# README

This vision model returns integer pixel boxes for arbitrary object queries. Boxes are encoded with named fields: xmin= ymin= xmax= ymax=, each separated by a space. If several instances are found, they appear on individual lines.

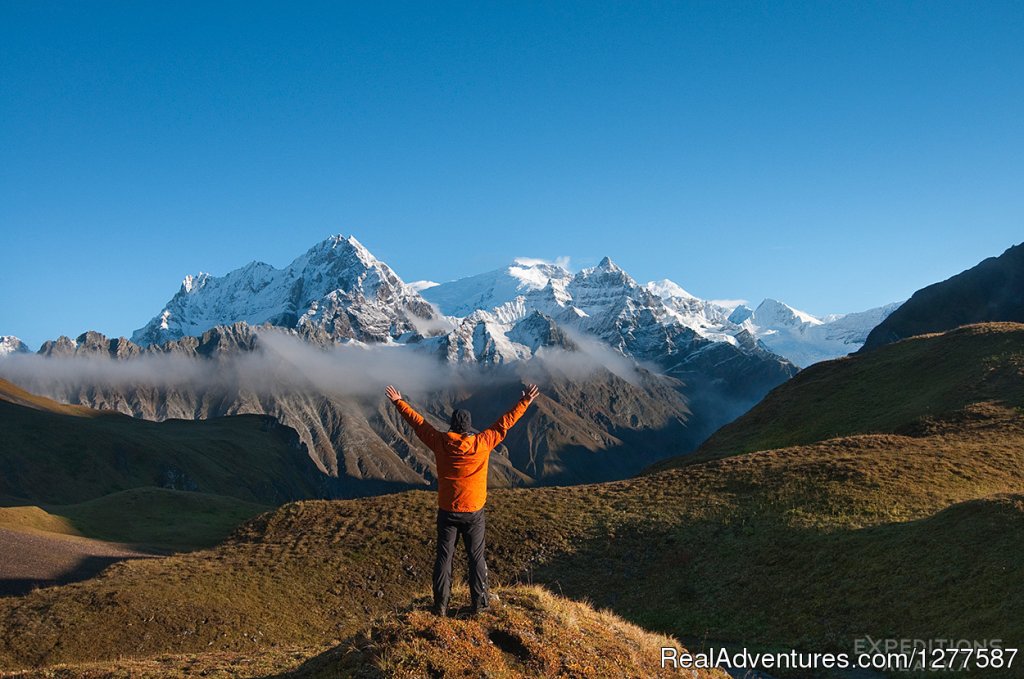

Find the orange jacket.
xmin=392 ymin=397 xmax=531 ymax=512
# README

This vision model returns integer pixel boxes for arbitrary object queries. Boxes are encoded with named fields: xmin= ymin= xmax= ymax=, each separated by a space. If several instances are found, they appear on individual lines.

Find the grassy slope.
xmin=0 ymin=378 xmax=99 ymax=417
xmin=0 ymin=379 xmax=323 ymax=506
xmin=651 ymin=322 xmax=1024 ymax=467
xmin=0 ymin=487 xmax=270 ymax=551
xmin=0 ymin=506 xmax=79 ymax=536
xmin=2 ymin=586 xmax=728 ymax=679
xmin=1 ymin=411 xmax=1022 ymax=673
xmin=1 ymin=324 xmax=1023 ymax=676
xmin=327 ymin=585 xmax=727 ymax=679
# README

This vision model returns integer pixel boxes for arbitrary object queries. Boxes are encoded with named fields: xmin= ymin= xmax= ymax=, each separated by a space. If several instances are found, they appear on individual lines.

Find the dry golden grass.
xmin=0 ymin=489 xmax=269 ymax=552
xmin=0 ymin=379 xmax=100 ymax=418
xmin=0 ymin=586 xmax=727 ymax=678
xmin=0 ymin=507 xmax=80 ymax=537
xmin=0 ymin=646 xmax=319 ymax=678
xmin=328 ymin=586 xmax=727 ymax=679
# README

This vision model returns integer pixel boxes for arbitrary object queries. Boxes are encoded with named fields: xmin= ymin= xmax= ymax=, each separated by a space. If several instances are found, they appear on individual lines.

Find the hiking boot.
xmin=469 ymin=599 xmax=491 ymax=616
xmin=431 ymin=602 xmax=448 ymax=617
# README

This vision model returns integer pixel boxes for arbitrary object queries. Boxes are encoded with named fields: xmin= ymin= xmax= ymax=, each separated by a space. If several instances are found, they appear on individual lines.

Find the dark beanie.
xmin=449 ymin=409 xmax=474 ymax=434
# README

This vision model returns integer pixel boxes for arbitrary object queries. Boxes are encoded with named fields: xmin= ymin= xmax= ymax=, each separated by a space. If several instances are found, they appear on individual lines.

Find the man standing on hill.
xmin=385 ymin=383 xmax=540 ymax=616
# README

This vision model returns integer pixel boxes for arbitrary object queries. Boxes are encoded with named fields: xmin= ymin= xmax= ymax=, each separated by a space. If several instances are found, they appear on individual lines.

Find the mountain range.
xmin=3 ymin=236 xmax=1016 ymax=500
xmin=414 ymin=253 xmax=898 ymax=369
xmin=1 ymin=235 xmax=825 ymax=492
xmin=7 ymin=323 xmax=700 ymax=491
xmin=2 ymin=237 xmax=1023 ymax=676
xmin=4 ymin=235 xmax=897 ymax=369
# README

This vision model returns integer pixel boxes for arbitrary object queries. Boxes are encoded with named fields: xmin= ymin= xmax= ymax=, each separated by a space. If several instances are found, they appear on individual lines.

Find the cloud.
xmin=0 ymin=330 xmax=463 ymax=401
xmin=0 ymin=325 xmax=637 ymax=404
xmin=512 ymin=256 xmax=571 ymax=270
xmin=407 ymin=280 xmax=440 ymax=292
xmin=527 ymin=324 xmax=642 ymax=387
xmin=403 ymin=306 xmax=458 ymax=336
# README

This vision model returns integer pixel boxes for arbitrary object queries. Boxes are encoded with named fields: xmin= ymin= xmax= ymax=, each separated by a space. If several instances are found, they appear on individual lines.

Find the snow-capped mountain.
xmin=17 ymin=237 xmax=809 ymax=492
xmin=132 ymin=236 xmax=437 ymax=346
xmin=420 ymin=258 xmax=573 ymax=318
xmin=417 ymin=309 xmax=577 ymax=365
xmin=731 ymin=298 xmax=902 ymax=367
xmin=645 ymin=279 xmax=734 ymax=342
xmin=132 ymin=234 xmax=896 ymax=369
xmin=127 ymin=238 xmax=798 ymax=441
xmin=0 ymin=336 xmax=31 ymax=357
xmin=424 ymin=256 xmax=897 ymax=368
xmin=422 ymin=257 xmax=697 ymax=363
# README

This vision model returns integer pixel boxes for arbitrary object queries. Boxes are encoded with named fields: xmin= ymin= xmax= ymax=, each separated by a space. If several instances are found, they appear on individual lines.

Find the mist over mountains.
xmin=0 ymin=234 xmax=906 ymax=493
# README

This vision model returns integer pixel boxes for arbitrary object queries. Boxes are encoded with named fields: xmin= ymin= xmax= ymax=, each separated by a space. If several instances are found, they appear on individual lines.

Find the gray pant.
xmin=434 ymin=508 xmax=488 ymax=608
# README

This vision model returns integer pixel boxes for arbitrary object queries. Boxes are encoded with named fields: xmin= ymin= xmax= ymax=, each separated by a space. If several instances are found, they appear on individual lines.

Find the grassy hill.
xmin=0 ymin=378 xmax=329 ymax=506
xmin=0 ymin=378 xmax=100 ymax=416
xmin=860 ymin=242 xmax=1024 ymax=351
xmin=1 ymin=406 xmax=1022 ymax=673
xmin=652 ymin=322 xmax=1024 ymax=466
xmin=324 ymin=585 xmax=727 ymax=679
xmin=1 ymin=324 xmax=1022 ymax=676
xmin=0 ymin=487 xmax=269 ymax=551
xmin=4 ymin=586 xmax=727 ymax=678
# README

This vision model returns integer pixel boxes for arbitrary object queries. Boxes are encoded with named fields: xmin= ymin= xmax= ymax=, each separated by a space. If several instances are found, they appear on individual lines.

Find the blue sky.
xmin=2 ymin=1 xmax=1022 ymax=348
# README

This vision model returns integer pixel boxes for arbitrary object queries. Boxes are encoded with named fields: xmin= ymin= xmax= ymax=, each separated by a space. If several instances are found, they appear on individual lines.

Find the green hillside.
xmin=0 ymin=378 xmax=326 ymax=506
xmin=0 ymin=487 xmax=270 ymax=551
xmin=654 ymin=322 xmax=1024 ymax=467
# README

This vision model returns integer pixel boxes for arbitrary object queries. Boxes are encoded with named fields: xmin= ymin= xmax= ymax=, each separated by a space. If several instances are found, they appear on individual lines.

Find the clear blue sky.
xmin=2 ymin=1 xmax=1022 ymax=348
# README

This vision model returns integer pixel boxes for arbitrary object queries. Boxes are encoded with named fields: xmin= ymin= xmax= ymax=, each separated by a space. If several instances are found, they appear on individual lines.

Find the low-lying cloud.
xmin=512 ymin=255 xmax=571 ymax=269
xmin=0 ymin=326 xmax=644 ymax=403
xmin=530 ymin=325 xmax=644 ymax=387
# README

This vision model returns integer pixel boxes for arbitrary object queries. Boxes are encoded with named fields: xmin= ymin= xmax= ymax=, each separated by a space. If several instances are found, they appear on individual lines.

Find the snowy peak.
xmin=299 ymin=234 xmax=377 ymax=273
xmin=728 ymin=305 xmax=754 ymax=325
xmin=420 ymin=258 xmax=572 ymax=318
xmin=507 ymin=258 xmax=571 ymax=290
xmin=646 ymin=279 xmax=696 ymax=301
xmin=0 ymin=336 xmax=31 ymax=357
xmin=181 ymin=272 xmax=212 ymax=294
xmin=128 ymin=234 xmax=896 ymax=369
xmin=741 ymin=299 xmax=901 ymax=367
xmin=578 ymin=256 xmax=632 ymax=284
xmin=132 ymin=234 xmax=436 ymax=346
xmin=750 ymin=298 xmax=824 ymax=328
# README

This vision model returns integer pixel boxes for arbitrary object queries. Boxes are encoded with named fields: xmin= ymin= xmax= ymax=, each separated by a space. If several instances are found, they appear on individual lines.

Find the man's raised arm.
xmin=386 ymin=385 xmax=443 ymax=450
xmin=477 ymin=384 xmax=539 ymax=450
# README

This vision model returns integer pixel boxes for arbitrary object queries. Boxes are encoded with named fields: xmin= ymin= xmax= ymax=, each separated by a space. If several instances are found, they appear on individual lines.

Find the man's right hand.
xmin=385 ymin=385 xmax=402 ymax=403
xmin=522 ymin=384 xmax=540 ymax=404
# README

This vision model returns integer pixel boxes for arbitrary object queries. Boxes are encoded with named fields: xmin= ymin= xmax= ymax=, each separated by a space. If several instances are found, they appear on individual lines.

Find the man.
xmin=385 ymin=383 xmax=540 ymax=616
